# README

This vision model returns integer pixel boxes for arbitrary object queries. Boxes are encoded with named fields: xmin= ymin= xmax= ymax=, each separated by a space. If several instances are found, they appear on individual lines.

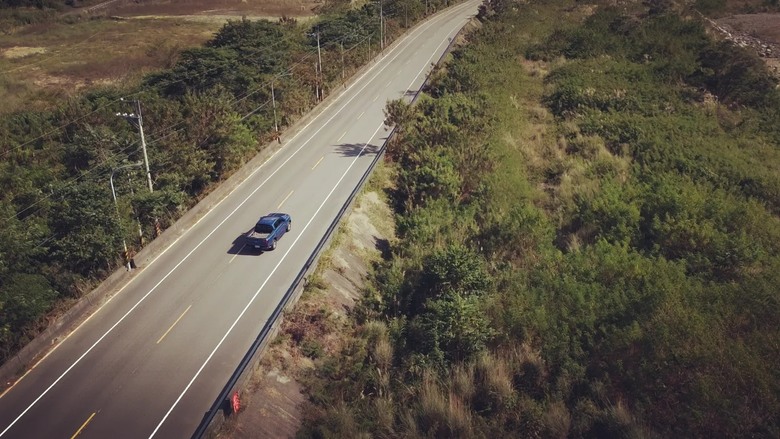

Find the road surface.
xmin=0 ymin=2 xmax=479 ymax=438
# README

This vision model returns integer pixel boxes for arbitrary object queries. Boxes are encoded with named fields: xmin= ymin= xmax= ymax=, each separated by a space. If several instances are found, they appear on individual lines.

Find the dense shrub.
xmin=301 ymin=1 xmax=780 ymax=437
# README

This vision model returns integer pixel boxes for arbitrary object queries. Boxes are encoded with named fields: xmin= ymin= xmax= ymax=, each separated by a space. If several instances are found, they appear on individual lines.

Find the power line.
xmin=5 ymin=121 xmax=187 ymax=223
xmin=4 ymin=23 xmax=380 ymax=225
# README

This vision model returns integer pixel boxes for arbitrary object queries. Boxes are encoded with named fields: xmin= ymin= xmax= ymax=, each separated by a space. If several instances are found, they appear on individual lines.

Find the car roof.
xmin=257 ymin=213 xmax=287 ymax=224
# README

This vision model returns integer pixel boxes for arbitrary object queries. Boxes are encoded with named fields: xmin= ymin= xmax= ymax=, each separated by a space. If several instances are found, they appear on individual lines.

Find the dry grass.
xmin=0 ymin=0 xmax=324 ymax=115
xmin=475 ymin=352 xmax=515 ymax=410
xmin=451 ymin=363 xmax=476 ymax=403
xmin=373 ymin=332 xmax=393 ymax=372
xmin=0 ymin=17 xmax=216 ymax=113
xmin=416 ymin=373 xmax=475 ymax=437
xmin=543 ymin=401 xmax=572 ymax=439
xmin=103 ymin=0 xmax=319 ymax=19
xmin=373 ymin=397 xmax=396 ymax=434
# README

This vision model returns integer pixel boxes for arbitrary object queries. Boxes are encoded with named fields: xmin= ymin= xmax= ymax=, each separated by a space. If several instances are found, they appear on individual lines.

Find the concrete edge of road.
xmin=0 ymin=2 xmax=469 ymax=392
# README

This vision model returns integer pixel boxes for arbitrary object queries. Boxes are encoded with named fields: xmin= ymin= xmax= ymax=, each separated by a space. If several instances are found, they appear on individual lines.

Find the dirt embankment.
xmin=710 ymin=13 xmax=780 ymax=76
xmin=218 ymin=186 xmax=394 ymax=438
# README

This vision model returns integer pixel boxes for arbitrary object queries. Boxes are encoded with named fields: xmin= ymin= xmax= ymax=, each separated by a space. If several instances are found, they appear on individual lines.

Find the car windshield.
xmin=255 ymin=223 xmax=274 ymax=234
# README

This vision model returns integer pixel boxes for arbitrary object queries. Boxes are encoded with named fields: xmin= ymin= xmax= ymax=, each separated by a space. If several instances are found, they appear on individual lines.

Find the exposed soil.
xmin=717 ymin=13 xmax=780 ymax=44
xmin=2 ymin=46 xmax=47 ymax=58
xmin=713 ymin=13 xmax=780 ymax=75
xmin=87 ymin=0 xmax=320 ymax=19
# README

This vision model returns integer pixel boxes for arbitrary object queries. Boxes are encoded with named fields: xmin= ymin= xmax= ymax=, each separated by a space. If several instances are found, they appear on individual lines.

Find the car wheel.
xmin=287 ymin=222 xmax=291 ymax=232
xmin=271 ymin=239 xmax=277 ymax=250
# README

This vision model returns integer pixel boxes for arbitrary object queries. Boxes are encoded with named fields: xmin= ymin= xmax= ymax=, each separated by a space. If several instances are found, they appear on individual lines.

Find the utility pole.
xmin=380 ymin=0 xmax=384 ymax=51
xmin=271 ymin=79 xmax=278 ymax=133
xmin=271 ymin=72 xmax=292 ymax=137
xmin=117 ymin=99 xmax=153 ymax=193
xmin=316 ymin=31 xmax=323 ymax=101
xmin=110 ymin=162 xmax=143 ymax=271
xmin=127 ymin=172 xmax=144 ymax=247
xmin=340 ymin=40 xmax=345 ymax=85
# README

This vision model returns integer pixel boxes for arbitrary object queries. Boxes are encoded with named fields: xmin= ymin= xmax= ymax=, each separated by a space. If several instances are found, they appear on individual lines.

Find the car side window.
xmin=274 ymin=219 xmax=282 ymax=229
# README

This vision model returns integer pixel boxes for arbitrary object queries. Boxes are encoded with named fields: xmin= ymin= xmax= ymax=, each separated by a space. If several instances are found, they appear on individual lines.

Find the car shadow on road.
xmin=336 ymin=142 xmax=381 ymax=157
xmin=227 ymin=229 xmax=263 ymax=256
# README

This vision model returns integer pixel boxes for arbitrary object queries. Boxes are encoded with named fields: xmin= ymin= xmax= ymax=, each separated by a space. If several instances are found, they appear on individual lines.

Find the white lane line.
xmin=312 ymin=156 xmax=324 ymax=170
xmin=357 ymin=111 xmax=365 ymax=120
xmin=386 ymin=80 xmax=392 ymax=88
xmin=229 ymin=245 xmax=244 ymax=263
xmin=0 ymin=3 xmax=477 ymax=437
xmin=373 ymin=95 xmax=379 ymax=102
xmin=147 ymin=122 xmax=388 ymax=439
xmin=406 ymin=26 xmax=460 ymax=94
xmin=337 ymin=131 xmax=347 ymax=142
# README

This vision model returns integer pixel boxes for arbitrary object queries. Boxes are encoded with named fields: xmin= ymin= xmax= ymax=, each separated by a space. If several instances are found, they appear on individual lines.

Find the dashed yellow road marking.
xmin=156 ymin=305 xmax=192 ymax=344
xmin=70 ymin=412 xmax=96 ymax=439
xmin=277 ymin=190 xmax=294 ymax=209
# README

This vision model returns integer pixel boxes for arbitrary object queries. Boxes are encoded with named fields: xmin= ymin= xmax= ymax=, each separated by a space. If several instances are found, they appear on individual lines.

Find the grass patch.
xmin=0 ymin=17 xmax=216 ymax=113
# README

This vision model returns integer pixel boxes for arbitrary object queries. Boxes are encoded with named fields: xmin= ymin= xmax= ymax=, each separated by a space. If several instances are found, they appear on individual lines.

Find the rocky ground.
xmin=712 ymin=13 xmax=780 ymax=76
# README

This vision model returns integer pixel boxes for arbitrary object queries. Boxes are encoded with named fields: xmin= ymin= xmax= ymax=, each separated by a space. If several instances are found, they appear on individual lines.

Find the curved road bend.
xmin=0 ymin=2 xmax=479 ymax=438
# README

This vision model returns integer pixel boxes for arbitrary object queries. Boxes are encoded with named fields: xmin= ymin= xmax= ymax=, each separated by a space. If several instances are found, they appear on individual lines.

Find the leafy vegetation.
xmin=0 ymin=0 xmax=456 ymax=364
xmin=298 ymin=0 xmax=780 ymax=437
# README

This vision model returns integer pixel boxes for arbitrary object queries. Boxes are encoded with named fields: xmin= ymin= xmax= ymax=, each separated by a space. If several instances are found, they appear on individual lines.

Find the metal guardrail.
xmin=190 ymin=10 xmax=472 ymax=439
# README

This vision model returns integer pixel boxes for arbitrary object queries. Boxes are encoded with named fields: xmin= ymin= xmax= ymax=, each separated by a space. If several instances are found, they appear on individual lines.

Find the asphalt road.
xmin=0 ymin=2 xmax=479 ymax=438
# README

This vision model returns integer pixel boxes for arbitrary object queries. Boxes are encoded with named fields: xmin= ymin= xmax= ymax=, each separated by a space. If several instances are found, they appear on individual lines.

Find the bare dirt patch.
xmin=713 ymin=13 xmax=780 ymax=75
xmin=717 ymin=13 xmax=780 ymax=45
xmin=93 ymin=0 xmax=319 ymax=19
xmin=2 ymin=46 xmax=47 ymax=58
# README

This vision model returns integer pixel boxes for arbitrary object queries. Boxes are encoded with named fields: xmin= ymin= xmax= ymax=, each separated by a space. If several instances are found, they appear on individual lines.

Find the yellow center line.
xmin=277 ymin=190 xmax=294 ymax=209
xmin=337 ymin=131 xmax=347 ymax=142
xmin=312 ymin=156 xmax=324 ymax=170
xmin=156 ymin=305 xmax=192 ymax=344
xmin=70 ymin=412 xmax=96 ymax=439
xmin=357 ymin=111 xmax=365 ymax=120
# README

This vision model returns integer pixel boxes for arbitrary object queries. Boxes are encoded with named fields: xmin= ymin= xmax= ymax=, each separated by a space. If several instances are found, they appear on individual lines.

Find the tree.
xmin=0 ymin=273 xmax=57 ymax=360
xmin=208 ymin=18 xmax=292 ymax=75
xmin=407 ymin=244 xmax=490 ymax=315
xmin=49 ymin=180 xmax=122 ymax=276
xmin=407 ymin=292 xmax=492 ymax=365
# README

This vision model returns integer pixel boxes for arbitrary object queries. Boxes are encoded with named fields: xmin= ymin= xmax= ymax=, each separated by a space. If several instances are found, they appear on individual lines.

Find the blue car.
xmin=246 ymin=213 xmax=291 ymax=251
